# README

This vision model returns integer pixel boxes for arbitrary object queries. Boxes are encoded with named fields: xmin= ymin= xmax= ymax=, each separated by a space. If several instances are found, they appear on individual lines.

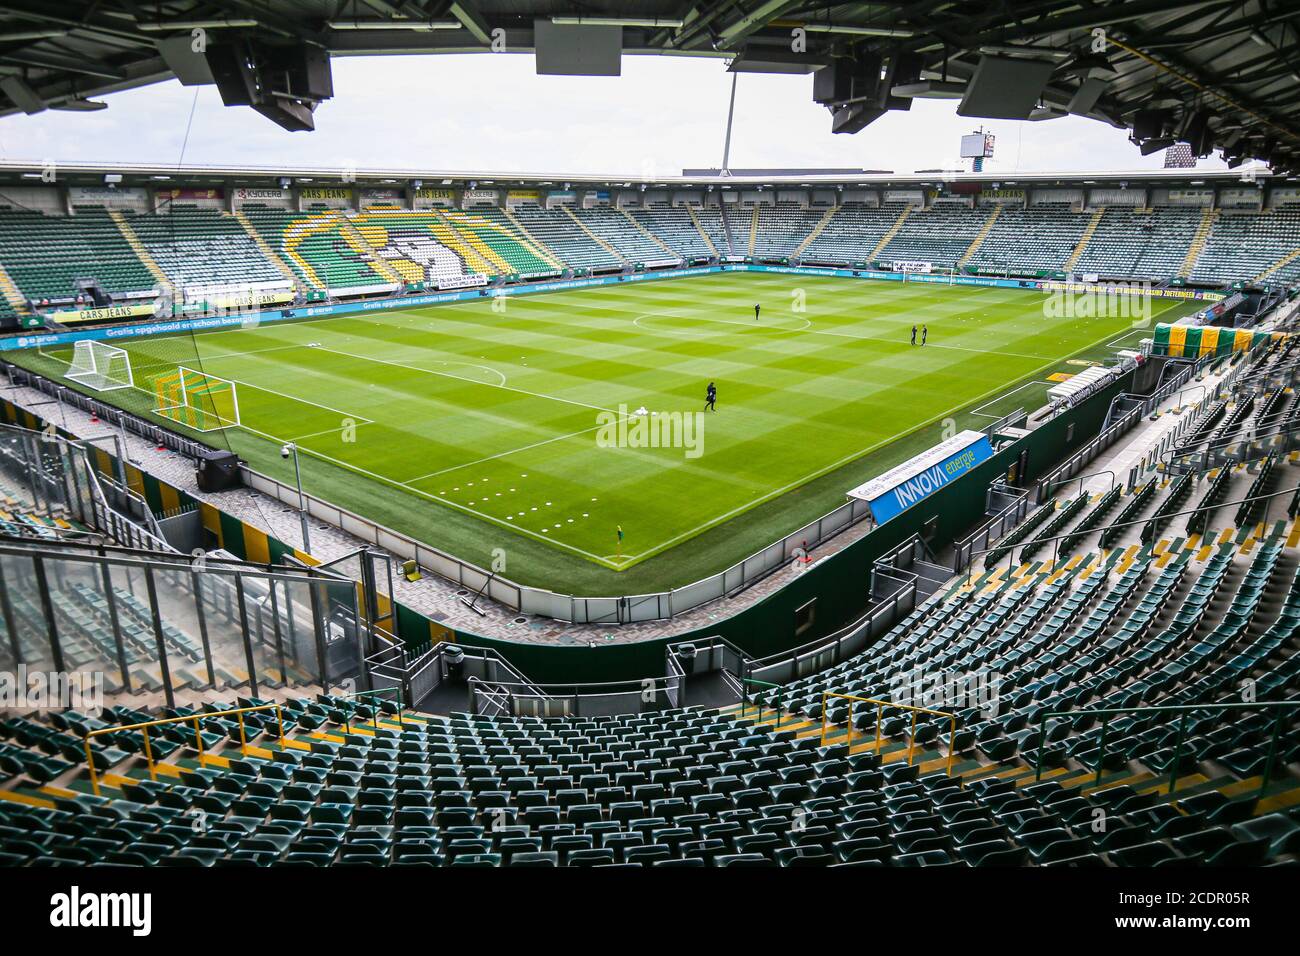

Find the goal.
xmin=152 ymin=367 xmax=241 ymax=432
xmin=65 ymin=340 xmax=134 ymax=392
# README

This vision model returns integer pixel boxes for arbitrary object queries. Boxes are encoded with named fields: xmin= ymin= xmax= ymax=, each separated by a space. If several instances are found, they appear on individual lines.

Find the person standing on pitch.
xmin=754 ymin=303 xmax=761 ymax=321
xmin=911 ymin=324 xmax=917 ymax=346
xmin=922 ymin=325 xmax=928 ymax=346
xmin=704 ymin=381 xmax=717 ymax=411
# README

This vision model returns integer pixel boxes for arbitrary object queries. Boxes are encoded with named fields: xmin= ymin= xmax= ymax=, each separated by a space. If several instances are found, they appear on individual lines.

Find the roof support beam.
xmin=448 ymin=2 xmax=492 ymax=46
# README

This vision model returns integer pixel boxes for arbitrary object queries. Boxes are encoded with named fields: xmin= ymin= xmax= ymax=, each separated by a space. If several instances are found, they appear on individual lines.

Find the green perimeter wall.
xmin=1 ymin=368 xmax=1135 ymax=686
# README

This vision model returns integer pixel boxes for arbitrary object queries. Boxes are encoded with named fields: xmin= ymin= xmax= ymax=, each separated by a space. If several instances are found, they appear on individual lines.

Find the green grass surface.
xmin=10 ymin=272 xmax=1197 ymax=592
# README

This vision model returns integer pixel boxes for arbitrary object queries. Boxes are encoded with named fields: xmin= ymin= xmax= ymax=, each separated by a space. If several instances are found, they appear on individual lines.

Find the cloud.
xmin=0 ymin=53 xmax=1223 ymax=176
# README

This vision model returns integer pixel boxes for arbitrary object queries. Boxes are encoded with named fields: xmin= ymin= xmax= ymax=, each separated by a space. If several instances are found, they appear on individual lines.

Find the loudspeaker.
xmin=205 ymin=36 xmax=258 ymax=106
xmin=195 ymin=449 xmax=243 ymax=492
xmin=1132 ymin=108 xmax=1170 ymax=142
xmin=814 ymin=51 xmax=881 ymax=106
xmin=1179 ymin=109 xmax=1214 ymax=156
xmin=204 ymin=36 xmax=332 ymax=130
xmin=813 ymin=60 xmax=853 ymax=105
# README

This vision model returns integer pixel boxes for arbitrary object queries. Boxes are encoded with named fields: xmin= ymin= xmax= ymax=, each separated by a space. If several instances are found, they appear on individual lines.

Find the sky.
xmin=0 ymin=53 xmax=1223 ymax=178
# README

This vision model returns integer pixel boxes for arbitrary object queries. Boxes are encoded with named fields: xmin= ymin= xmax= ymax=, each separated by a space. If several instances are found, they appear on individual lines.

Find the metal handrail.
xmin=83 ymin=701 xmax=287 ymax=797
xmin=739 ymin=678 xmax=781 ymax=726
xmin=818 ymin=692 xmax=958 ymax=775
xmin=332 ymin=686 xmax=404 ymax=734
xmin=1033 ymin=700 xmax=1300 ymax=802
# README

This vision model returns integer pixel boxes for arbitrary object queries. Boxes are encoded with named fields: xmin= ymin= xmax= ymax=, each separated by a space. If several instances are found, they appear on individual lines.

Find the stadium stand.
xmin=752 ymin=203 xmax=827 ymax=260
xmin=3 ymin=196 xmax=1300 ymax=319
xmin=3 ymin=340 xmax=1299 ymax=867
xmin=128 ymin=206 xmax=285 ymax=292
xmin=630 ymin=204 xmax=712 ymax=259
xmin=1190 ymin=207 xmax=1300 ymax=286
xmin=693 ymin=207 xmax=732 ymax=257
xmin=0 ymin=207 xmax=157 ymax=304
xmin=1073 ymin=206 xmax=1204 ymax=281
xmin=509 ymin=203 xmax=622 ymax=271
xmin=800 ymin=202 xmax=906 ymax=265
xmin=969 ymin=203 xmax=1091 ymax=275
xmin=878 ymin=203 xmax=989 ymax=268
xmin=570 ymin=207 xmax=675 ymax=263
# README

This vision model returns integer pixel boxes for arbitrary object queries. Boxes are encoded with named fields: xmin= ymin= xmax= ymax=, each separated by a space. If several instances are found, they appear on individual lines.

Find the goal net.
xmin=65 ymin=340 xmax=134 ymax=392
xmin=152 ymin=366 xmax=241 ymax=432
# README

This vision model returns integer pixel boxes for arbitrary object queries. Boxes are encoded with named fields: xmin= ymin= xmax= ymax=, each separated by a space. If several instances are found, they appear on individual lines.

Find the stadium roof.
xmin=0 ymin=2 xmax=1297 ymax=172
xmin=0 ymin=158 xmax=1285 ymax=191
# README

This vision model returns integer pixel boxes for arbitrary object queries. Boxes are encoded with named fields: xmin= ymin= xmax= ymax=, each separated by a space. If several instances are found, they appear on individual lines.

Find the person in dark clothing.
xmin=922 ymin=325 xmax=928 ymax=346
xmin=910 ymin=324 xmax=917 ymax=346
xmin=704 ymin=381 xmax=717 ymax=411
xmin=754 ymin=303 xmax=761 ymax=321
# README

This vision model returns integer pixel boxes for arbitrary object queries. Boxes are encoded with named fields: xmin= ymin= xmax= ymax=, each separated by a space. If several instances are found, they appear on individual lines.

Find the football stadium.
xmin=0 ymin=0 xmax=1298 ymax=919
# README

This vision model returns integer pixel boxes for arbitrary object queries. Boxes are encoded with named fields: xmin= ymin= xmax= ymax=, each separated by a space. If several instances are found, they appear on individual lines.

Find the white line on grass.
xmin=405 ymin=419 xmax=617 ymax=483
xmin=629 ymin=308 xmax=1055 ymax=361
xmin=310 ymin=345 xmax=618 ymax=415
xmin=612 ymin=325 xmax=1148 ymax=563
xmin=970 ymin=380 xmax=1053 ymax=419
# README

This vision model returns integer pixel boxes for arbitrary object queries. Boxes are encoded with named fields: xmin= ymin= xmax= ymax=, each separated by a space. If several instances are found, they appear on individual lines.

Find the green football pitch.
xmin=11 ymin=272 xmax=1197 ymax=593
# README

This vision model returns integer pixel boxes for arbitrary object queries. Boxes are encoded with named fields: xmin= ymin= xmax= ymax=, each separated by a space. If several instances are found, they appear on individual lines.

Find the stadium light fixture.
xmin=550 ymin=17 xmax=684 ymax=28
xmin=328 ymin=20 xmax=462 ymax=31
xmin=0 ymin=29 xmax=69 ymax=42
xmin=137 ymin=19 xmax=259 ymax=31
xmin=801 ymin=24 xmax=915 ymax=38
xmin=978 ymin=44 xmax=1070 ymax=61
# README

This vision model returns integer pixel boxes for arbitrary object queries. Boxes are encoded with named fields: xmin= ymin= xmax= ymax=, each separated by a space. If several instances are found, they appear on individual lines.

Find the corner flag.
xmin=617 ymin=525 xmax=624 ymax=558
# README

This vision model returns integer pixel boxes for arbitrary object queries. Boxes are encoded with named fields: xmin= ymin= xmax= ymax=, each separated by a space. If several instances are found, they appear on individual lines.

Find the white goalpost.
xmin=65 ymin=340 xmax=134 ymax=392
xmin=151 ymin=366 xmax=241 ymax=432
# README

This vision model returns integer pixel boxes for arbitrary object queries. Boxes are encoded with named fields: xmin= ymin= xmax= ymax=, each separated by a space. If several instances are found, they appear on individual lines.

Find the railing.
xmin=468 ymin=673 xmax=681 ymax=718
xmin=333 ymin=686 xmax=405 ymax=734
xmin=818 ymin=692 xmax=958 ymax=775
xmin=83 ymin=701 xmax=287 ymax=797
xmin=738 ymin=678 xmax=785 ymax=727
xmin=1033 ymin=700 xmax=1300 ymax=803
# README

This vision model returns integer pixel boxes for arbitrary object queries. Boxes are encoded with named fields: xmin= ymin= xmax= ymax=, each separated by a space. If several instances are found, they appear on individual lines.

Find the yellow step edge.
xmin=1135 ymin=772 xmax=1209 ymax=797
xmin=1254 ymin=788 xmax=1300 ymax=815
xmin=0 ymin=790 xmax=56 ymax=809
xmin=38 ymin=784 xmax=81 ymax=800
xmin=1080 ymin=771 xmax=1156 ymax=795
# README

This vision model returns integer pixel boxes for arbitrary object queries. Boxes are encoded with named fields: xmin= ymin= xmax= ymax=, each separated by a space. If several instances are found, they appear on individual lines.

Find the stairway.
xmin=560 ymin=206 xmax=626 ymax=264
xmin=793 ymin=206 xmax=838 ymax=257
xmin=1252 ymin=245 xmax=1300 ymax=285
xmin=721 ymin=208 xmax=738 ymax=257
xmin=440 ymin=212 xmax=515 ymax=274
xmin=280 ymin=214 xmax=334 ymax=290
xmin=621 ymin=208 xmax=680 ymax=259
xmin=686 ymin=206 xmax=718 ymax=256
xmin=1064 ymin=207 xmax=1106 ymax=272
xmin=1179 ymin=206 xmax=1219 ymax=278
xmin=0 ymin=262 xmax=30 ymax=317
xmin=336 ymin=215 xmax=404 ymax=284
xmin=747 ymin=206 xmax=758 ymax=255
xmin=957 ymin=204 xmax=1003 ymax=267
xmin=108 ymin=209 xmax=172 ymax=295
xmin=869 ymin=204 xmax=915 ymax=260
xmin=425 ymin=212 xmax=497 ymax=275
xmin=231 ymin=209 xmax=308 ymax=294
xmin=500 ymin=206 xmax=565 ymax=270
